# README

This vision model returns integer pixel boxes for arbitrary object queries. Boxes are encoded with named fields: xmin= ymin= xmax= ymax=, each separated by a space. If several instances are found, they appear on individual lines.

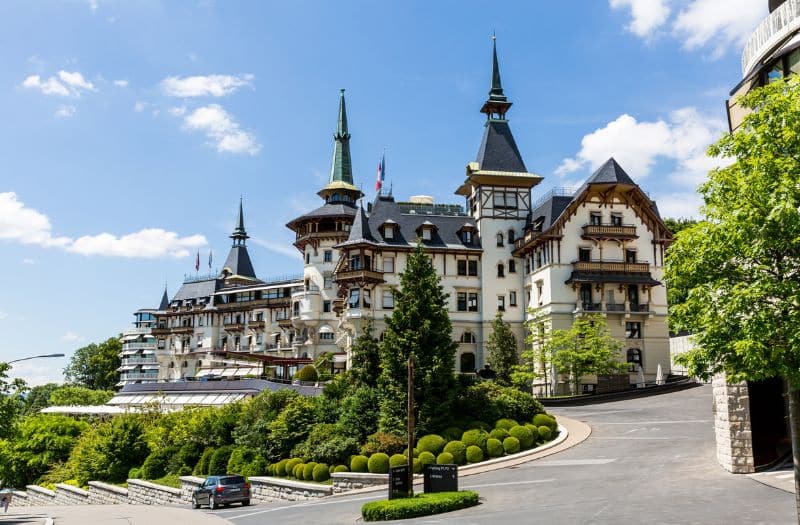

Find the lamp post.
xmin=7 ymin=353 xmax=65 ymax=365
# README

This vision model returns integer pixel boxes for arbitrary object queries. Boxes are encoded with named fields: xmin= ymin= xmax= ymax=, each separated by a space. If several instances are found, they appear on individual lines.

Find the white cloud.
xmin=113 ymin=79 xmax=128 ymax=88
xmin=88 ymin=0 xmax=98 ymax=12
xmin=22 ymin=70 xmax=96 ymax=97
xmin=61 ymin=331 xmax=84 ymax=342
xmin=609 ymin=0 xmax=671 ymax=38
xmin=55 ymin=105 xmax=77 ymax=118
xmin=133 ymin=101 xmax=147 ymax=112
xmin=251 ymin=237 xmax=303 ymax=260
xmin=0 ymin=311 xmax=7 ymax=321
xmin=22 ymin=258 xmax=37 ymax=265
xmin=22 ymin=75 xmax=69 ymax=96
xmin=0 ymin=192 xmax=207 ymax=258
xmin=161 ymin=74 xmax=253 ymax=98
xmin=168 ymin=106 xmax=187 ymax=117
xmin=674 ymin=0 xmax=766 ymax=57
xmin=7 ymin=359 xmax=65 ymax=387
xmin=652 ymin=191 xmax=704 ymax=219
xmin=58 ymin=70 xmax=95 ymax=92
xmin=183 ymin=104 xmax=260 ymax=155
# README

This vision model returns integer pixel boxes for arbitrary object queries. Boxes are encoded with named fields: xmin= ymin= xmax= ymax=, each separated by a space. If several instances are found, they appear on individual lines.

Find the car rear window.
xmin=219 ymin=476 xmax=246 ymax=485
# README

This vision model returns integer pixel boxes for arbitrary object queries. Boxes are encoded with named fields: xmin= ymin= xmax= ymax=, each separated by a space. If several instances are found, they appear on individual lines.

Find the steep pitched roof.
xmin=584 ymin=157 xmax=636 ymax=186
xmin=158 ymin=287 xmax=170 ymax=310
xmin=222 ymin=246 xmax=257 ymax=279
xmin=341 ymin=204 xmax=376 ymax=246
xmin=173 ymin=279 xmax=219 ymax=301
xmin=475 ymin=120 xmax=527 ymax=173
xmin=286 ymin=202 xmax=358 ymax=229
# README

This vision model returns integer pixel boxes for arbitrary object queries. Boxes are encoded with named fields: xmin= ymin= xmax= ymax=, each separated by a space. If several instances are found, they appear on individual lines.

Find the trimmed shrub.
xmin=509 ymin=425 xmax=534 ymax=449
xmin=466 ymin=421 xmax=491 ymax=432
xmin=293 ymin=463 xmax=305 ymax=479
xmin=177 ymin=465 xmax=192 ymax=476
xmin=486 ymin=438 xmax=504 ymax=458
xmin=461 ymin=430 xmax=489 ymax=452
xmin=390 ymin=454 xmax=408 ymax=468
xmin=128 ymin=467 xmax=141 ymax=479
xmin=465 ymin=445 xmax=483 ymax=464
xmin=175 ymin=442 xmax=203 ymax=472
xmin=489 ymin=428 xmax=509 ymax=441
xmin=208 ymin=446 xmax=234 ymax=475
xmin=440 ymin=427 xmax=463 ymax=441
xmin=141 ymin=446 xmax=178 ymax=480
xmin=442 ymin=441 xmax=466 ymax=465
xmin=226 ymin=447 xmax=252 ymax=475
xmin=361 ymin=491 xmax=480 ymax=522
xmin=402 ymin=448 xmax=420 ymax=458
xmin=533 ymin=413 xmax=557 ymax=431
xmin=275 ymin=459 xmax=289 ymax=477
xmin=495 ymin=418 xmax=519 ymax=431
xmin=285 ymin=458 xmax=303 ymax=477
xmin=303 ymin=462 xmax=318 ymax=481
xmin=418 ymin=451 xmax=436 ymax=466
xmin=266 ymin=463 xmax=274 ymax=476
xmin=524 ymin=424 xmax=539 ymax=441
xmin=456 ymin=382 xmax=544 ymax=424
xmin=194 ymin=447 xmax=215 ymax=476
xmin=351 ymin=455 xmax=369 ymax=473
xmin=537 ymin=426 xmax=553 ymax=442
xmin=416 ymin=435 xmax=446 ymax=455
xmin=503 ymin=436 xmax=520 ymax=455
xmin=360 ymin=432 xmax=406 ymax=456
xmin=291 ymin=423 xmax=359 ymax=466
xmin=333 ymin=465 xmax=349 ymax=473
xmin=413 ymin=458 xmax=422 ymax=474
xmin=294 ymin=365 xmax=318 ymax=382
xmin=436 ymin=452 xmax=454 ymax=464
xmin=368 ymin=453 xmax=390 ymax=474
xmin=312 ymin=463 xmax=330 ymax=482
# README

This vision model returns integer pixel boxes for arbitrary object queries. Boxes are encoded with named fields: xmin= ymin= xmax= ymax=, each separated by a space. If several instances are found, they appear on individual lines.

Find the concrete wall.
xmin=88 ymin=481 xmax=129 ymax=504
xmin=248 ymin=476 xmax=332 ymax=502
xmin=53 ymin=483 xmax=90 ymax=505
xmin=126 ymin=479 xmax=184 ymax=506
xmin=331 ymin=472 xmax=388 ymax=494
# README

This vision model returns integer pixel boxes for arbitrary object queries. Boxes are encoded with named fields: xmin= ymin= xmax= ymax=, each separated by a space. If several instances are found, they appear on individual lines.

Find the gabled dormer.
xmin=416 ymin=220 xmax=437 ymax=242
xmin=379 ymin=219 xmax=398 ymax=240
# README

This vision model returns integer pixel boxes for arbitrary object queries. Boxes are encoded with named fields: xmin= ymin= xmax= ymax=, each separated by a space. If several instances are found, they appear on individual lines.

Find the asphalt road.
xmin=207 ymin=385 xmax=796 ymax=524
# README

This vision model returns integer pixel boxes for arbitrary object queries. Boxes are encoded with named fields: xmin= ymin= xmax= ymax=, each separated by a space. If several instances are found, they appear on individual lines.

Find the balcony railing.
xmin=335 ymin=263 xmax=385 ymax=284
xmin=581 ymin=224 xmax=637 ymax=238
xmin=121 ymin=342 xmax=156 ymax=351
xmin=120 ymin=372 xmax=159 ymax=380
xmin=172 ymin=325 xmax=194 ymax=334
xmin=123 ymin=357 xmax=158 ymax=365
xmin=573 ymin=260 xmax=650 ymax=273
xmin=151 ymin=327 xmax=170 ymax=336
xmin=575 ymin=302 xmax=651 ymax=314
xmin=742 ymin=0 xmax=800 ymax=75
xmin=223 ymin=322 xmax=244 ymax=331
xmin=215 ymin=296 xmax=292 ymax=310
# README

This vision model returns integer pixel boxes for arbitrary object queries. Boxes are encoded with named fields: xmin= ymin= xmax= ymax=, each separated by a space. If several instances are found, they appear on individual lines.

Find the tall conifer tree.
xmin=485 ymin=313 xmax=518 ymax=385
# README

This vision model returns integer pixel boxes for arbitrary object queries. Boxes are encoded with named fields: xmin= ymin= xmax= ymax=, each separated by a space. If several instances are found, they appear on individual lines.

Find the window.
xmin=457 ymin=260 xmax=467 ymax=276
xmin=536 ymin=281 xmax=543 ymax=306
xmin=765 ymin=63 xmax=784 ymax=84
xmin=323 ymin=250 xmax=332 ymax=263
xmin=462 ymin=231 xmax=473 ymax=244
xmin=496 ymin=233 xmax=504 ymax=247
xmin=626 ymin=348 xmax=642 ymax=364
xmin=323 ymin=275 xmax=333 ymax=289
xmin=457 ymin=292 xmax=467 ymax=311
xmin=625 ymin=322 xmax=641 ymax=339
xmin=348 ymin=288 xmax=360 ymax=308
xmin=625 ymin=249 xmax=637 ymax=263
xmin=497 ymin=263 xmax=505 ymax=278
xmin=525 ymin=257 xmax=531 ymax=274
xmin=580 ymin=283 xmax=593 ymax=308
xmin=460 ymin=332 xmax=476 ymax=343
xmin=255 ymin=312 xmax=264 ymax=321
xmin=363 ymin=289 xmax=372 ymax=308
xmin=468 ymin=292 xmax=478 ymax=312
xmin=497 ymin=295 xmax=505 ymax=312
xmin=305 ymin=253 xmax=310 ymax=264
xmin=323 ymin=301 xmax=331 ymax=313
xmin=320 ymin=332 xmax=335 ymax=341
xmin=509 ymin=291 xmax=517 ymax=306
xmin=611 ymin=214 xmax=622 ymax=226
xmin=590 ymin=212 xmax=602 ymax=225
xmin=382 ymin=290 xmax=394 ymax=309
xmin=422 ymin=229 xmax=432 ymax=241
xmin=468 ymin=260 xmax=478 ymax=276
xmin=349 ymin=254 xmax=361 ymax=270
xmin=508 ymin=260 xmax=516 ymax=273
xmin=508 ymin=230 xmax=515 ymax=243
xmin=579 ymin=248 xmax=591 ymax=262
xmin=493 ymin=192 xmax=518 ymax=209
xmin=383 ymin=257 xmax=394 ymax=273
xmin=384 ymin=226 xmax=394 ymax=239
xmin=628 ymin=285 xmax=639 ymax=308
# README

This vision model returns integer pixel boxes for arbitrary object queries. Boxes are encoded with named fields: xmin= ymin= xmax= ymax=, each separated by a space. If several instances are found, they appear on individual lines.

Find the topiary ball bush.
xmin=293 ymin=463 xmax=305 ymax=479
xmin=403 ymin=447 xmax=421 ymax=458
xmin=413 ymin=458 xmax=422 ymax=474
xmin=294 ymin=364 xmax=318 ymax=382
xmin=418 ymin=451 xmax=436 ymax=466
xmin=442 ymin=441 xmax=467 ymax=465
xmin=486 ymin=438 xmax=504 ymax=458
xmin=275 ymin=459 xmax=289 ymax=477
xmin=495 ymin=418 xmax=519 ymax=431
xmin=441 ymin=427 xmax=463 ymax=442
xmin=461 ymin=429 xmax=489 ymax=452
xmin=537 ymin=426 xmax=553 ymax=442
xmin=312 ymin=463 xmax=330 ymax=482
xmin=509 ymin=425 xmax=535 ymax=449
xmin=303 ymin=462 xmax=318 ymax=481
xmin=351 ymin=455 xmax=369 ymax=473
xmin=416 ymin=434 xmax=446 ymax=455
xmin=141 ymin=448 xmax=173 ymax=479
xmin=465 ymin=445 xmax=484 ymax=464
xmin=390 ymin=454 xmax=408 ymax=468
xmin=489 ymin=428 xmax=509 ymax=441
xmin=436 ymin=452 xmax=454 ymax=464
xmin=285 ymin=458 xmax=303 ymax=477
xmin=503 ymin=436 xmax=521 ymax=455
xmin=368 ymin=453 xmax=390 ymax=474
xmin=194 ymin=447 xmax=215 ymax=476
xmin=333 ymin=465 xmax=349 ymax=473
xmin=524 ymin=424 xmax=539 ymax=441
xmin=533 ymin=413 xmax=557 ymax=431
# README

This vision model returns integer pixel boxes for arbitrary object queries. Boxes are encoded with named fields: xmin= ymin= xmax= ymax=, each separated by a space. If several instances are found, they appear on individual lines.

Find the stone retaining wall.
xmin=25 ymin=485 xmax=56 ymax=506
xmin=53 ymin=483 xmax=90 ymax=505
xmin=88 ymin=481 xmax=129 ymax=504
xmin=331 ymin=472 xmax=387 ymax=494
xmin=179 ymin=476 xmax=204 ymax=504
xmin=248 ymin=476 xmax=332 ymax=502
xmin=5 ymin=490 xmax=29 ymax=507
xmin=127 ymin=479 xmax=184 ymax=506
xmin=713 ymin=373 xmax=755 ymax=473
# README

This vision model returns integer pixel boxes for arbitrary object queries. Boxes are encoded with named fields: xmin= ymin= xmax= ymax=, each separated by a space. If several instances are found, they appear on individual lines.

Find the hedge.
xmin=461 ymin=430 xmax=489 ymax=451
xmin=285 ymin=458 xmax=303 ymax=477
xmin=293 ymin=463 xmax=305 ymax=479
xmin=141 ymin=447 xmax=173 ymax=480
xmin=208 ymin=446 xmax=234 ymax=475
xmin=509 ymin=425 xmax=534 ymax=449
xmin=503 ymin=436 xmax=520 ymax=455
xmin=312 ymin=463 xmax=330 ymax=482
xmin=441 ymin=427 xmax=463 ymax=442
xmin=275 ymin=459 xmax=289 ymax=477
xmin=368 ymin=453 xmax=390 ymax=474
xmin=533 ymin=413 xmax=557 ymax=431
xmin=466 ymin=421 xmax=491 ymax=432
xmin=303 ymin=462 xmax=318 ymax=481
xmin=351 ymin=455 xmax=369 ymax=473
xmin=418 ymin=451 xmax=435 ymax=466
xmin=436 ymin=452 xmax=454 ymax=464
xmin=495 ymin=418 xmax=519 ymax=431
xmin=413 ymin=458 xmax=422 ymax=474
xmin=486 ymin=438 xmax=504 ymax=458
xmin=442 ymin=441 xmax=466 ymax=465
xmin=361 ymin=491 xmax=480 ymax=521
xmin=416 ymin=434 xmax=446 ymax=455
xmin=194 ymin=447 xmax=215 ymax=476
xmin=465 ymin=445 xmax=484 ymax=464
xmin=390 ymin=454 xmax=408 ymax=468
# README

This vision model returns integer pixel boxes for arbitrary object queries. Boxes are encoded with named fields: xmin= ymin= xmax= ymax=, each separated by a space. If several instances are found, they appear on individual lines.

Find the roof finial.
xmin=231 ymin=197 xmax=249 ymax=245
xmin=481 ymin=33 xmax=512 ymax=119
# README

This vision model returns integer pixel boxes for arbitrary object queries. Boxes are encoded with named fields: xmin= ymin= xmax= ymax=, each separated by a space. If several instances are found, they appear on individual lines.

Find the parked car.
xmin=192 ymin=475 xmax=250 ymax=510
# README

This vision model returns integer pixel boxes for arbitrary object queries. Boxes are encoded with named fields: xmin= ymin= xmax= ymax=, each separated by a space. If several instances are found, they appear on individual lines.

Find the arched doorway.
xmin=460 ymin=352 xmax=476 ymax=373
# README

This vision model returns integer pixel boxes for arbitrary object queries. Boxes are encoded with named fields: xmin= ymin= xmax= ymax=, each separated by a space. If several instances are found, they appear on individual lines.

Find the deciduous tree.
xmin=63 ymin=337 xmax=122 ymax=391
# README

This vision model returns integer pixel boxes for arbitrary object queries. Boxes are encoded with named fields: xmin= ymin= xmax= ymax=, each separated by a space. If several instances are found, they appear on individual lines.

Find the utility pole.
xmin=407 ymin=355 xmax=415 ymax=497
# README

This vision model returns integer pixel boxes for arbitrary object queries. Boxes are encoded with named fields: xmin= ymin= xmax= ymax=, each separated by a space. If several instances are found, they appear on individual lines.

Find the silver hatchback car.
xmin=192 ymin=475 xmax=251 ymax=510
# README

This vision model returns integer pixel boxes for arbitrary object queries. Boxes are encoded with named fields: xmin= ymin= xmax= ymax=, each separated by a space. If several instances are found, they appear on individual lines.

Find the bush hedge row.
xmin=361 ymin=491 xmax=480 ymax=521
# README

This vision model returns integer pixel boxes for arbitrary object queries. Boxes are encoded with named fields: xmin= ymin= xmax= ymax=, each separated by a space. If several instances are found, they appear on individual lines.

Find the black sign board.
xmin=423 ymin=464 xmax=458 ymax=493
xmin=389 ymin=465 xmax=410 ymax=499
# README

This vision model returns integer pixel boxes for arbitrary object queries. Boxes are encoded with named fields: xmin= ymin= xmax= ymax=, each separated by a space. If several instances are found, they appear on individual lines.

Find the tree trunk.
xmin=787 ymin=378 xmax=800 ymax=523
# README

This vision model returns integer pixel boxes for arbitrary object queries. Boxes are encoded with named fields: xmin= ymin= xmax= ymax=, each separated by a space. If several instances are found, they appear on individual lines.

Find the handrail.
xmin=742 ymin=0 xmax=800 ymax=75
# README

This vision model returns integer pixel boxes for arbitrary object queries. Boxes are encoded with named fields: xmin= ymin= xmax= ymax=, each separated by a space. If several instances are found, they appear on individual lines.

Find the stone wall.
xmin=88 ymin=481 xmax=130 ymax=504
xmin=179 ymin=476 xmax=204 ymax=504
xmin=331 ymin=472 xmax=387 ymax=494
xmin=713 ymin=373 xmax=755 ymax=473
xmin=5 ymin=490 xmax=29 ymax=507
xmin=127 ymin=479 xmax=184 ymax=506
xmin=53 ymin=483 xmax=90 ymax=505
xmin=25 ymin=485 xmax=56 ymax=506
xmin=248 ymin=476 xmax=332 ymax=502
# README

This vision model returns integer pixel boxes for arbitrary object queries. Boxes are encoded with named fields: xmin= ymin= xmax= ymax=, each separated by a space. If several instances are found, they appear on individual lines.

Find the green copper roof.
xmin=328 ymin=89 xmax=353 ymax=186
xmin=230 ymin=196 xmax=248 ymax=243
xmin=488 ymin=37 xmax=507 ymax=103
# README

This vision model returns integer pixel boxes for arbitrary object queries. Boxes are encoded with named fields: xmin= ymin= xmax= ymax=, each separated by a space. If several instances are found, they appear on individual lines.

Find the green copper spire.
xmin=230 ymin=196 xmax=249 ymax=246
xmin=329 ymin=89 xmax=353 ymax=185
xmin=481 ymin=35 xmax=513 ymax=119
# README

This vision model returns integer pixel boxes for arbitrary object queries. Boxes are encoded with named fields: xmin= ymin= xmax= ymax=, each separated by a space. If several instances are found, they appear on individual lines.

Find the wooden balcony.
xmin=223 ymin=322 xmax=244 ymax=332
xmin=216 ymin=296 xmax=291 ymax=310
xmin=335 ymin=265 xmax=385 ymax=285
xmin=581 ymin=224 xmax=637 ymax=240
xmin=151 ymin=327 xmax=170 ymax=336
xmin=172 ymin=325 xmax=194 ymax=334
xmin=248 ymin=320 xmax=266 ymax=330
xmin=573 ymin=261 xmax=650 ymax=273
xmin=277 ymin=318 xmax=293 ymax=328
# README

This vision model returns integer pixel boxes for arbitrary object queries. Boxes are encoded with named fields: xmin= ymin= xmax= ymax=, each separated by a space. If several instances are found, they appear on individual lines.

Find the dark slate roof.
xmin=118 ymin=379 xmax=321 ymax=396
xmin=338 ymin=195 xmax=482 ymax=250
xmin=585 ymin=157 xmax=636 ymax=186
xmin=565 ymin=271 xmax=662 ymax=286
xmin=173 ymin=279 xmax=219 ymax=301
xmin=287 ymin=202 xmax=357 ymax=227
xmin=476 ymin=120 xmax=527 ymax=173
xmin=346 ymin=205 xmax=376 ymax=245
xmin=222 ymin=245 xmax=257 ymax=279
xmin=158 ymin=288 xmax=170 ymax=311
xmin=529 ymin=195 xmax=574 ymax=231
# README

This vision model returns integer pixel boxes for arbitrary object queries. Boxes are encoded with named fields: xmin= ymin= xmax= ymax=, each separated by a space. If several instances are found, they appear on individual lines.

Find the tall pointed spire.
xmin=158 ymin=285 xmax=169 ymax=311
xmin=230 ymin=196 xmax=249 ymax=246
xmin=221 ymin=198 xmax=257 ymax=280
xmin=481 ymin=35 xmax=513 ymax=120
xmin=317 ymin=89 xmax=363 ymax=201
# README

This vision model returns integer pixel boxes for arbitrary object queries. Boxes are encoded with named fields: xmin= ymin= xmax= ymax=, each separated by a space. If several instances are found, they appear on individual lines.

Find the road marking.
xmin=227 ymin=494 xmax=381 ymax=520
xmin=462 ymin=478 xmax=556 ymax=489
xmin=535 ymin=459 xmax=617 ymax=466
xmin=598 ymin=420 xmax=711 ymax=425
xmin=589 ymin=436 xmax=673 ymax=440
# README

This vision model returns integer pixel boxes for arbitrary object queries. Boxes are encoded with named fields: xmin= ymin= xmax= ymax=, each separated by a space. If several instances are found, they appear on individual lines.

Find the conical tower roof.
xmin=318 ymin=89 xmax=363 ymax=200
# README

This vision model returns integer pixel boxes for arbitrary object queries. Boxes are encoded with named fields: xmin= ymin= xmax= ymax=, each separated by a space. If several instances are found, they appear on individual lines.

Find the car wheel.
xmin=242 ymin=500 xmax=250 ymax=507
xmin=209 ymin=496 xmax=217 ymax=510
xmin=192 ymin=495 xmax=200 ymax=509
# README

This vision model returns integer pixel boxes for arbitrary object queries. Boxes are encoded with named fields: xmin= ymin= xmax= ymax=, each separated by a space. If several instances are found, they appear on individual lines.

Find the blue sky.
xmin=0 ymin=0 xmax=767 ymax=384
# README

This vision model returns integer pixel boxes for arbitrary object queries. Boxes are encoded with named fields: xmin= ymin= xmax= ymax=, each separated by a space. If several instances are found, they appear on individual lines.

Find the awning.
xmin=122 ymin=335 xmax=139 ymax=341
xmin=141 ymin=365 xmax=160 ymax=370
xmin=319 ymin=325 xmax=334 ymax=334
xmin=565 ymin=271 xmax=662 ymax=286
xmin=142 ymin=350 xmax=155 ymax=355
xmin=118 ymin=365 xmax=136 ymax=371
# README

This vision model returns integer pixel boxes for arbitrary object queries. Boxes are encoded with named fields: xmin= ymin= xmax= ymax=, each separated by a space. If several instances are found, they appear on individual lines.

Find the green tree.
xmin=349 ymin=320 xmax=381 ymax=389
xmin=485 ymin=313 xmax=519 ymax=385
xmin=49 ymin=386 xmax=114 ymax=406
xmin=665 ymin=77 xmax=800 ymax=517
xmin=68 ymin=414 xmax=149 ymax=484
xmin=63 ymin=337 xmax=122 ymax=391
xmin=0 ymin=363 xmax=27 ymax=439
xmin=663 ymin=217 xmax=698 ymax=236
xmin=378 ymin=243 xmax=458 ymax=435
xmin=22 ymin=383 xmax=60 ymax=415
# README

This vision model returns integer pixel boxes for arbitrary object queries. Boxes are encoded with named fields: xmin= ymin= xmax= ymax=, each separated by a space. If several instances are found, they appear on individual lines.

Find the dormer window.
xmin=458 ymin=222 xmax=476 ymax=245
xmin=417 ymin=221 xmax=436 ymax=242
xmin=422 ymin=229 xmax=431 ymax=241
xmin=384 ymin=226 xmax=393 ymax=239
xmin=463 ymin=231 xmax=472 ymax=244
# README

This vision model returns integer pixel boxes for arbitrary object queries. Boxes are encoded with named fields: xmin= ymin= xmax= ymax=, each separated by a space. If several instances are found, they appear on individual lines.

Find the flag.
xmin=195 ymin=250 xmax=200 ymax=272
xmin=208 ymin=249 xmax=213 ymax=270
xmin=375 ymin=151 xmax=385 ymax=192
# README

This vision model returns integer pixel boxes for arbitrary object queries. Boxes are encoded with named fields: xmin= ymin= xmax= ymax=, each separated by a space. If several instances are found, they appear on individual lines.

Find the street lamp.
xmin=7 ymin=353 xmax=65 ymax=365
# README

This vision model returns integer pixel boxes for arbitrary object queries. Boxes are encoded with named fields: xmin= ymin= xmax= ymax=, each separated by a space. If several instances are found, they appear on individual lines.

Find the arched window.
xmin=460 ymin=352 xmax=476 ymax=373
xmin=460 ymin=332 xmax=476 ymax=343
xmin=508 ymin=229 xmax=515 ymax=243
xmin=497 ymin=263 xmax=505 ymax=278
xmin=496 ymin=233 xmax=504 ymax=247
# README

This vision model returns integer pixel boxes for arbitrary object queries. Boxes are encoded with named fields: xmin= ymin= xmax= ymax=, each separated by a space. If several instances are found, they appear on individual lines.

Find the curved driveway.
xmin=212 ymin=385 xmax=795 ymax=524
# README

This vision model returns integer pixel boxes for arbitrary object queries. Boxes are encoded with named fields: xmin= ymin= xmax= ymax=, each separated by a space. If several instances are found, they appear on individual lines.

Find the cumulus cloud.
xmin=55 ymin=105 xmax=77 ymax=118
xmin=0 ymin=192 xmax=206 ymax=258
xmin=113 ymin=79 xmax=128 ymax=88
xmin=22 ymin=75 xmax=70 ymax=96
xmin=251 ymin=237 xmax=303 ymax=260
xmin=183 ymin=104 xmax=260 ymax=155
xmin=609 ymin=0 xmax=671 ymax=38
xmin=21 ymin=70 xmax=96 ymax=97
xmin=673 ymin=0 xmax=766 ymax=57
xmin=161 ymin=74 xmax=254 ymax=98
